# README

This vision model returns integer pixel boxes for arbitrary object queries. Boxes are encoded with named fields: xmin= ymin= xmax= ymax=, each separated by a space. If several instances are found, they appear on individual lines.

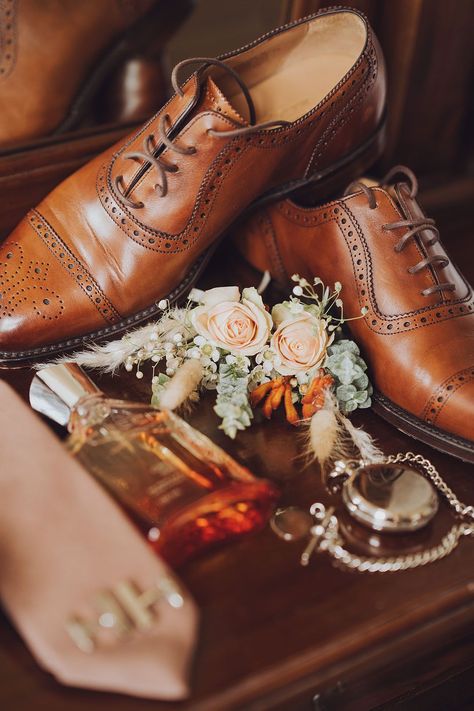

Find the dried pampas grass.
xmin=53 ymin=333 xmax=150 ymax=373
xmin=305 ymin=390 xmax=383 ymax=471
xmin=158 ymin=360 xmax=204 ymax=411
xmin=337 ymin=412 xmax=384 ymax=463
xmin=52 ymin=308 xmax=189 ymax=373
xmin=307 ymin=399 xmax=340 ymax=468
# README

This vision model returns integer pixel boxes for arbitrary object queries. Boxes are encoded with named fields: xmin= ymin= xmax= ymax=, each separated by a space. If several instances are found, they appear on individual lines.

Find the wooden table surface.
xmin=1 ymin=198 xmax=473 ymax=711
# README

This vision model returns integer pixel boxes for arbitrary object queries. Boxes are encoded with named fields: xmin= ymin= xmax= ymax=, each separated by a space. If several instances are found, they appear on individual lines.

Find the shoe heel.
xmin=250 ymin=116 xmax=387 ymax=211
xmin=295 ymin=116 xmax=387 ymax=204
xmin=232 ymin=117 xmax=387 ymax=281
xmin=95 ymin=55 xmax=168 ymax=125
xmin=55 ymin=0 xmax=194 ymax=134
xmin=230 ymin=209 xmax=288 ymax=286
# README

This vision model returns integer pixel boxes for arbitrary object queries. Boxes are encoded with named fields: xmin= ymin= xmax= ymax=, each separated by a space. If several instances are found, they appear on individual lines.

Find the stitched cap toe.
xmin=0 ymin=217 xmax=110 ymax=356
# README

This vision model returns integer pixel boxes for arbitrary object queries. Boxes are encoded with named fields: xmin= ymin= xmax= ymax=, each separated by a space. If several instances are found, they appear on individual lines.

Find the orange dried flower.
xmin=301 ymin=370 xmax=334 ymax=419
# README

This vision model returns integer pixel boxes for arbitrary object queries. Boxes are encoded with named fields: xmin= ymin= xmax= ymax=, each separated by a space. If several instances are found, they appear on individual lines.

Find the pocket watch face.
xmin=342 ymin=463 xmax=439 ymax=533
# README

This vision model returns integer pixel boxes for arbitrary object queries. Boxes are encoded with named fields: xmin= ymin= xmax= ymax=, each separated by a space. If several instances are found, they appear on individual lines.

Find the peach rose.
xmin=190 ymin=286 xmax=272 ymax=356
xmin=271 ymin=311 xmax=332 ymax=376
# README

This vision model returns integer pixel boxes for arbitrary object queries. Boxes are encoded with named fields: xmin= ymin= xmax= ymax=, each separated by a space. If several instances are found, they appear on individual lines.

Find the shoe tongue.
xmin=197 ymin=77 xmax=248 ymax=126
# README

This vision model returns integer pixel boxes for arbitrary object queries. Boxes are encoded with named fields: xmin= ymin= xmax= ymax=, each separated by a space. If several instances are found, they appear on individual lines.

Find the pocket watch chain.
xmin=302 ymin=452 xmax=474 ymax=573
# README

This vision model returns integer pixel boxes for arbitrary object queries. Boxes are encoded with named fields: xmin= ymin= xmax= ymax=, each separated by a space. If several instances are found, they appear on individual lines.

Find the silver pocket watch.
xmin=271 ymin=452 xmax=474 ymax=573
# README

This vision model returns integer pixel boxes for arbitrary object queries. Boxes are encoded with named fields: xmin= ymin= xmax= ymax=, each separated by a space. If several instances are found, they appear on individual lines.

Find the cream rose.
xmin=271 ymin=311 xmax=332 ymax=376
xmin=190 ymin=286 xmax=272 ymax=356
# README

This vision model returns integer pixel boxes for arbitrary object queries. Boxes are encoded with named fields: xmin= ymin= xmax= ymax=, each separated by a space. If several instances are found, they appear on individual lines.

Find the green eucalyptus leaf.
xmin=353 ymin=390 xmax=369 ymax=404
xmin=336 ymin=384 xmax=357 ymax=402
xmin=354 ymin=374 xmax=369 ymax=390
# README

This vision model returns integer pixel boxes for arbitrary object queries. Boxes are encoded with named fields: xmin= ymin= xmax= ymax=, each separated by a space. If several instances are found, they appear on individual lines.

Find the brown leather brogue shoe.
xmin=233 ymin=167 xmax=474 ymax=462
xmin=0 ymin=0 xmax=180 ymax=147
xmin=0 ymin=8 xmax=385 ymax=365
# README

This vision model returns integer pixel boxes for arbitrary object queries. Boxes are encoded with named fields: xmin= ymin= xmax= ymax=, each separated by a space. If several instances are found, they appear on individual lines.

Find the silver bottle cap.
xmin=29 ymin=363 xmax=102 ymax=426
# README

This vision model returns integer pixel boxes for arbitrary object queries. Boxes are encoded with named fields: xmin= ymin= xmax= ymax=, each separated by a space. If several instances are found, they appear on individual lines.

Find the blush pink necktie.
xmin=0 ymin=381 xmax=199 ymax=700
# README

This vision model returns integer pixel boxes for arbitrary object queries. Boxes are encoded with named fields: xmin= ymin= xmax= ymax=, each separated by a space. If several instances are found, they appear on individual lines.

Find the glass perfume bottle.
xmin=30 ymin=364 xmax=278 ymax=566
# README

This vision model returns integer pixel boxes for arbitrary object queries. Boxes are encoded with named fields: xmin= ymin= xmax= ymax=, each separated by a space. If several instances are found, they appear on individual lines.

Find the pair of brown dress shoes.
xmin=0 ymin=6 xmax=473 ymax=463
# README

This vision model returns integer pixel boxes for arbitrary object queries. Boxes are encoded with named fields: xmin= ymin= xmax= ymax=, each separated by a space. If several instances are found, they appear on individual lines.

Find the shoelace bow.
xmin=345 ymin=165 xmax=455 ymax=298
xmin=114 ymin=57 xmax=290 ymax=209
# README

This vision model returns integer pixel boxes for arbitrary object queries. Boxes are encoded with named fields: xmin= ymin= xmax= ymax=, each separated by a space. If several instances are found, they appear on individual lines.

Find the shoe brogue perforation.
xmin=339 ymin=201 xmax=474 ymax=332
xmin=306 ymin=46 xmax=378 ymax=176
xmin=257 ymin=211 xmax=288 ymax=286
xmin=422 ymin=367 xmax=474 ymax=425
xmin=114 ymin=81 xmax=203 ymax=199
xmin=276 ymin=199 xmax=336 ymax=227
xmin=0 ymin=0 xmax=17 ymax=80
xmin=0 ymin=241 xmax=64 ymax=323
xmin=117 ymin=109 xmax=247 ymax=211
xmin=0 ymin=251 xmax=208 ymax=362
xmin=28 ymin=212 xmax=121 ymax=324
xmin=98 ymin=132 xmax=252 ymax=254
xmin=111 ymin=79 xmax=196 ymax=176
xmin=218 ymin=6 xmax=374 ymax=130
xmin=266 ymin=195 xmax=474 ymax=335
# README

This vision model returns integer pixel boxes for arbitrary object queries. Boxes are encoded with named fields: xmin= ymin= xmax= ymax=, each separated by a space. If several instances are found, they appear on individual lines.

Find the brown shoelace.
xmin=345 ymin=165 xmax=455 ymax=298
xmin=114 ymin=57 xmax=290 ymax=209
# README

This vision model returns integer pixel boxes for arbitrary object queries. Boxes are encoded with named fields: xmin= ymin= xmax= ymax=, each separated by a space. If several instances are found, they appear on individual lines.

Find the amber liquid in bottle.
xmin=67 ymin=397 xmax=278 ymax=566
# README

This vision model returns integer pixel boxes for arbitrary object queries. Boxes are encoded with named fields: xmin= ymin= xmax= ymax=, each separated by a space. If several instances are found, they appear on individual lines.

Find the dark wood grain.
xmin=1 ymin=210 xmax=473 ymax=710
